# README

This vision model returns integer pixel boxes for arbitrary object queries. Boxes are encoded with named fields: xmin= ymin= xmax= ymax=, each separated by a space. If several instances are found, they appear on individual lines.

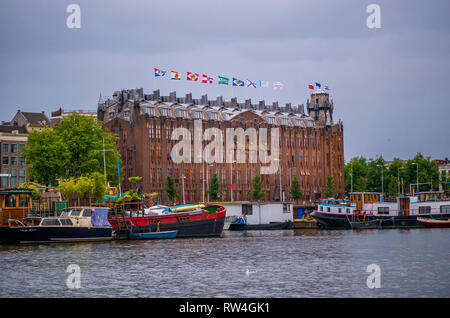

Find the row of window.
xmin=2 ymin=144 xmax=25 ymax=154
xmin=319 ymin=206 xmax=352 ymax=213
xmin=3 ymin=194 xmax=29 ymax=207
xmin=376 ymin=205 xmax=450 ymax=215
xmin=2 ymin=156 xmax=26 ymax=166
xmin=1 ymin=170 xmax=26 ymax=187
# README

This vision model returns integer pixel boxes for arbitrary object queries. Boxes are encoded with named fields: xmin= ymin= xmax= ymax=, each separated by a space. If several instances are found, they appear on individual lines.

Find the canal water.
xmin=0 ymin=229 xmax=449 ymax=297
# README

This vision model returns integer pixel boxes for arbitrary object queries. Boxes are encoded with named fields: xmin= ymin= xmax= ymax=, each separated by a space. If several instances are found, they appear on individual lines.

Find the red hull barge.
xmin=109 ymin=204 xmax=226 ymax=239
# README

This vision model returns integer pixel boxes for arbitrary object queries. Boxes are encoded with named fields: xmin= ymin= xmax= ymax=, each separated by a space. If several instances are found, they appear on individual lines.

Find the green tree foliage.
xmin=344 ymin=156 xmax=368 ymax=192
xmin=164 ymin=174 xmax=178 ymax=203
xmin=128 ymin=176 xmax=142 ymax=184
xmin=22 ymin=113 xmax=120 ymax=186
xmin=206 ymin=172 xmax=221 ymax=201
xmin=59 ymin=178 xmax=77 ymax=202
xmin=250 ymin=175 xmax=265 ymax=201
xmin=75 ymin=176 xmax=92 ymax=200
xmin=59 ymin=173 xmax=108 ymax=204
xmin=344 ymin=153 xmax=440 ymax=196
xmin=91 ymin=172 xmax=107 ymax=202
xmin=290 ymin=176 xmax=303 ymax=200
xmin=324 ymin=175 xmax=336 ymax=198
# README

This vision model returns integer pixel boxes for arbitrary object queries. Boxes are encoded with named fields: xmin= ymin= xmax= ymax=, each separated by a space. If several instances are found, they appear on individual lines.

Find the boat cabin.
xmin=10 ymin=217 xmax=76 ymax=227
xmin=349 ymin=192 xmax=381 ymax=210
xmin=9 ymin=207 xmax=111 ymax=228
xmin=0 ymin=188 xmax=34 ymax=226
xmin=317 ymin=198 xmax=358 ymax=215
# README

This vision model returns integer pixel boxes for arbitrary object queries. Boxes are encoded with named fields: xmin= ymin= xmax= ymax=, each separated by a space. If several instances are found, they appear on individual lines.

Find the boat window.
xmin=378 ymin=207 xmax=389 ymax=215
xmin=440 ymin=205 xmax=450 ymax=214
xmin=320 ymin=206 xmax=323 ymax=211
xmin=41 ymin=219 xmax=61 ymax=226
xmin=70 ymin=209 xmax=82 ymax=216
xmin=18 ymin=194 xmax=29 ymax=207
xmin=327 ymin=207 xmax=330 ymax=212
xmin=418 ymin=206 xmax=431 ymax=214
xmin=338 ymin=208 xmax=342 ymax=213
xmin=346 ymin=208 xmax=350 ymax=213
xmin=59 ymin=218 xmax=73 ymax=226
xmin=82 ymin=209 xmax=92 ymax=217
xmin=4 ymin=194 xmax=17 ymax=207
xmin=60 ymin=211 xmax=69 ymax=217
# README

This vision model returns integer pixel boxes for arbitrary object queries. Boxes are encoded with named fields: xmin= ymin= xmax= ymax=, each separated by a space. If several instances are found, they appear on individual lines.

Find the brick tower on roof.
xmin=306 ymin=88 xmax=334 ymax=126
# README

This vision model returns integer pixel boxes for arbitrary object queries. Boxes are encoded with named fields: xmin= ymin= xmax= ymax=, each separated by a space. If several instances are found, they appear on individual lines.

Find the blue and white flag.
xmin=315 ymin=82 xmax=321 ymax=88
xmin=154 ymin=68 xmax=167 ymax=77
xmin=233 ymin=78 xmax=244 ymax=87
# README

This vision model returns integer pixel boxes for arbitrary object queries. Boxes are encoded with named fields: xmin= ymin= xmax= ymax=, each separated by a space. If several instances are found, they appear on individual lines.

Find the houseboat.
xmin=7 ymin=207 xmax=113 ymax=244
xmin=223 ymin=202 xmax=293 ymax=231
xmin=109 ymin=203 xmax=226 ymax=239
xmin=311 ymin=192 xmax=450 ymax=229
xmin=0 ymin=188 xmax=35 ymax=243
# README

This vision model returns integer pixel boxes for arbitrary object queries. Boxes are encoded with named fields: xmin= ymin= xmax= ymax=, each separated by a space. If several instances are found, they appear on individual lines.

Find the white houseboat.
xmin=223 ymin=202 xmax=293 ymax=230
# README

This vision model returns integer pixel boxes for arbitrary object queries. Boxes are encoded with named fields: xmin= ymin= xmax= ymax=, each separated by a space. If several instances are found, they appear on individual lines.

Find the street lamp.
xmin=182 ymin=174 xmax=186 ymax=204
xmin=350 ymin=161 xmax=353 ymax=195
xmin=377 ymin=164 xmax=386 ymax=201
xmin=412 ymin=163 xmax=419 ymax=194
xmin=397 ymin=166 xmax=404 ymax=197
xmin=230 ymin=160 xmax=236 ymax=202
xmin=202 ymin=162 xmax=214 ymax=203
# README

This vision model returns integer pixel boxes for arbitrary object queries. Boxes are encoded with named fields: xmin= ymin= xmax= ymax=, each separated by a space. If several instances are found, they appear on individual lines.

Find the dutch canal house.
xmin=98 ymin=88 xmax=344 ymax=216
xmin=1 ymin=110 xmax=49 ymax=188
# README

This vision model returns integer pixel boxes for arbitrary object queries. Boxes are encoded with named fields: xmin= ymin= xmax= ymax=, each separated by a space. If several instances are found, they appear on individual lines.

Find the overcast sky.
xmin=0 ymin=0 xmax=449 ymax=161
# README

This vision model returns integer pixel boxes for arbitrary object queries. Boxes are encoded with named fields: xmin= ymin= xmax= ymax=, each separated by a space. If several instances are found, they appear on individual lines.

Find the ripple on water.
xmin=0 ymin=229 xmax=449 ymax=297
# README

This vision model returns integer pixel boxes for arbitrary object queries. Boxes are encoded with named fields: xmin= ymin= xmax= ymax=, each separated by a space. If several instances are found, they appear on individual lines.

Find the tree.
xmin=22 ymin=113 xmax=120 ymax=186
xmin=164 ymin=175 xmax=178 ymax=203
xmin=290 ymin=176 xmax=302 ymax=200
xmin=324 ymin=175 xmax=336 ymax=198
xmin=23 ymin=128 xmax=68 ymax=186
xmin=366 ymin=155 xmax=386 ymax=193
xmin=59 ymin=178 xmax=76 ymax=203
xmin=250 ymin=175 xmax=265 ymax=201
xmin=206 ymin=172 xmax=221 ymax=201
xmin=91 ymin=172 xmax=107 ymax=202
xmin=345 ymin=156 xmax=368 ymax=193
xmin=404 ymin=153 xmax=439 ymax=193
xmin=128 ymin=176 xmax=143 ymax=193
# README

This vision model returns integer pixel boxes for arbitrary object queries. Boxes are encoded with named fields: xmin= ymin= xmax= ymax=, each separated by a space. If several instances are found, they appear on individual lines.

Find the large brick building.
xmin=98 ymin=88 xmax=344 ymax=205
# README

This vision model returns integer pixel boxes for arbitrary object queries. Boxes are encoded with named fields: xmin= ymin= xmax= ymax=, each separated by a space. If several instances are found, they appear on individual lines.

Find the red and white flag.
xmin=187 ymin=72 xmax=199 ymax=81
xmin=273 ymin=81 xmax=284 ymax=90
xmin=202 ymin=74 xmax=213 ymax=84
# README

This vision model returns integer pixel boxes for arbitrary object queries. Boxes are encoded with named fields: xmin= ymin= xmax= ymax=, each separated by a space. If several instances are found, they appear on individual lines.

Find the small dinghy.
xmin=417 ymin=217 xmax=450 ymax=228
xmin=127 ymin=221 xmax=178 ymax=240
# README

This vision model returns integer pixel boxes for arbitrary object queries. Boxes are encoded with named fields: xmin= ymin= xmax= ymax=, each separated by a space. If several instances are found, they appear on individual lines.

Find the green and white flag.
xmin=218 ymin=76 xmax=229 ymax=85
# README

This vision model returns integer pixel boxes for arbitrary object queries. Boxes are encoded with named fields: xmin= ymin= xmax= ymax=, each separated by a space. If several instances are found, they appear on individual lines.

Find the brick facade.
xmin=99 ymin=88 xmax=344 ymax=204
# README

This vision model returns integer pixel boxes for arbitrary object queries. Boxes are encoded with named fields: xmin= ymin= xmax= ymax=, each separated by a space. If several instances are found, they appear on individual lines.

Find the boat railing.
xmin=8 ymin=219 xmax=25 ymax=227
